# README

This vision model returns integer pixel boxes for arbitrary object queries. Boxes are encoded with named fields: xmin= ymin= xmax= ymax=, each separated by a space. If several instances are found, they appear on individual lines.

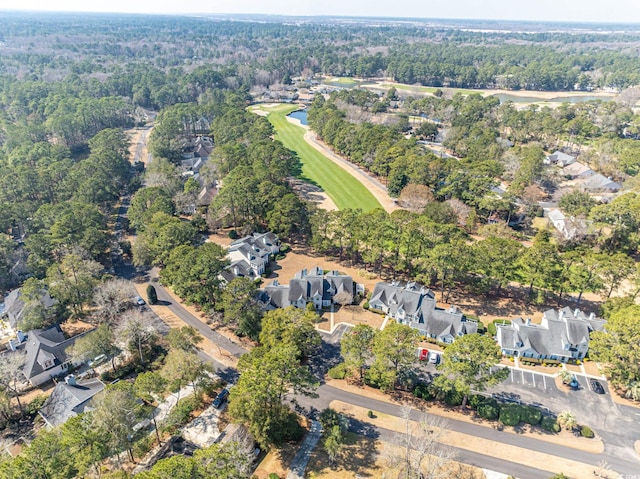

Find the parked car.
xmin=568 ymin=376 xmax=580 ymax=390
xmin=135 ymin=296 xmax=146 ymax=306
xmin=88 ymin=354 xmax=108 ymax=368
xmin=418 ymin=348 xmax=429 ymax=361
xmin=590 ymin=379 xmax=605 ymax=394
xmin=428 ymin=352 xmax=440 ymax=365
xmin=213 ymin=388 xmax=230 ymax=408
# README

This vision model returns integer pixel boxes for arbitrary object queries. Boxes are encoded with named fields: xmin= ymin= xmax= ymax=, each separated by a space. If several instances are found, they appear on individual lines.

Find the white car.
xmin=135 ymin=296 xmax=146 ymax=306
xmin=428 ymin=352 xmax=440 ymax=364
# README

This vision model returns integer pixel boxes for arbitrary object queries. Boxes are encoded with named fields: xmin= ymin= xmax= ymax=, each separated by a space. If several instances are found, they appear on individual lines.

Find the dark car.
xmin=212 ymin=388 xmax=230 ymax=408
xmin=590 ymin=379 xmax=605 ymax=394
xmin=568 ymin=376 xmax=579 ymax=390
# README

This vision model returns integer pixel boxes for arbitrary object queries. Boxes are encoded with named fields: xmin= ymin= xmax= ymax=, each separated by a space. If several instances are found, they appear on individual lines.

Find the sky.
xmin=2 ymin=0 xmax=640 ymax=24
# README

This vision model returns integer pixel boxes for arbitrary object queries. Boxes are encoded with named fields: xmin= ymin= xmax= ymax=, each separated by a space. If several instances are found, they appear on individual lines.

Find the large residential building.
xmin=19 ymin=324 xmax=85 ymax=386
xmin=368 ymin=281 xmax=477 ymax=343
xmin=261 ymin=267 xmax=358 ymax=310
xmin=221 ymin=232 xmax=281 ymax=282
xmin=496 ymin=307 xmax=606 ymax=362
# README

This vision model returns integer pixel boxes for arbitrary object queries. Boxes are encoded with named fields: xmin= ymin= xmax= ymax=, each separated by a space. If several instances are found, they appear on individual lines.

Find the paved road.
xmin=295 ymin=383 xmax=640 ymax=476
xmin=149 ymin=270 xmax=247 ymax=359
xmin=371 ymin=425 xmax=552 ymax=479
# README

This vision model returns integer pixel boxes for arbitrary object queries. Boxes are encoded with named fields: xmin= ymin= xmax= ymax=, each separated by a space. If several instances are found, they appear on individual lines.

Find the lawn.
xmin=252 ymin=104 xmax=382 ymax=212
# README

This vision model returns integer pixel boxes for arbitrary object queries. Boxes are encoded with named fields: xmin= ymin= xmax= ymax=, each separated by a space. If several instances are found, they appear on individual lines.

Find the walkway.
xmin=286 ymin=420 xmax=322 ymax=479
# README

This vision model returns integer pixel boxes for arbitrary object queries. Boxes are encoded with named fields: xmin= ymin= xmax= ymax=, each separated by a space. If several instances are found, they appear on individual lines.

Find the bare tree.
xmin=399 ymin=184 xmax=435 ymax=213
xmin=116 ymin=309 xmax=161 ymax=365
xmin=388 ymin=405 xmax=455 ymax=479
xmin=333 ymin=290 xmax=354 ymax=308
xmin=0 ymin=351 xmax=27 ymax=412
xmin=92 ymin=279 xmax=135 ymax=324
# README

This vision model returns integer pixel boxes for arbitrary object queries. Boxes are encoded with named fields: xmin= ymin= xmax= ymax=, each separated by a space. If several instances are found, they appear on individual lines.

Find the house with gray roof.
xmin=369 ymin=281 xmax=477 ymax=343
xmin=1 ymin=288 xmax=56 ymax=331
xmin=21 ymin=324 xmax=85 ymax=386
xmin=496 ymin=307 xmax=606 ymax=362
xmin=562 ymin=161 xmax=595 ymax=179
xmin=547 ymin=151 xmax=576 ymax=167
xmin=38 ymin=375 xmax=105 ymax=427
xmin=226 ymin=232 xmax=281 ymax=279
xmin=579 ymin=174 xmax=622 ymax=194
xmin=261 ymin=267 xmax=356 ymax=310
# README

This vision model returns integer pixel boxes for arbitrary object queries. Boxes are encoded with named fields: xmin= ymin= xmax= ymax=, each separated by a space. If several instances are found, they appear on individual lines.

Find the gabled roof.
xmin=563 ymin=161 xmax=593 ymax=177
xmin=22 ymin=325 xmax=77 ymax=380
xmin=497 ymin=308 xmax=605 ymax=358
xmin=371 ymin=281 xmax=473 ymax=338
xmin=3 ymin=288 xmax=56 ymax=329
xmin=580 ymin=174 xmax=622 ymax=191
xmin=39 ymin=378 xmax=105 ymax=427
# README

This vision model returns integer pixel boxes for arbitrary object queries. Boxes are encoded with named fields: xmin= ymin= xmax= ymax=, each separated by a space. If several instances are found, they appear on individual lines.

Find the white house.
xmin=369 ymin=281 xmax=477 ymax=343
xmin=261 ymin=267 xmax=357 ymax=311
xmin=227 ymin=232 xmax=281 ymax=278
xmin=496 ymin=307 xmax=606 ymax=362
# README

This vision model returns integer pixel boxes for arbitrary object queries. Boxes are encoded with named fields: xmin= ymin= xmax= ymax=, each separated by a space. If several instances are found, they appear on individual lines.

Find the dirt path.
xmin=286 ymin=117 xmax=399 ymax=214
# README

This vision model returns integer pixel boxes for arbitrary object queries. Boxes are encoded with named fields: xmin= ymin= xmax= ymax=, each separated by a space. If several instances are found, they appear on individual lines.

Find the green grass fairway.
xmin=252 ymin=104 xmax=382 ymax=212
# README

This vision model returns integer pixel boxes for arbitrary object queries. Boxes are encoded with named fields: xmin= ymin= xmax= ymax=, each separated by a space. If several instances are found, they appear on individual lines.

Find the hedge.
xmin=477 ymin=399 xmax=500 ymax=420
xmin=580 ymin=426 xmax=595 ymax=438
xmin=499 ymin=404 xmax=522 ymax=426
xmin=328 ymin=363 xmax=349 ymax=380
xmin=521 ymin=406 xmax=542 ymax=425
xmin=541 ymin=416 xmax=561 ymax=433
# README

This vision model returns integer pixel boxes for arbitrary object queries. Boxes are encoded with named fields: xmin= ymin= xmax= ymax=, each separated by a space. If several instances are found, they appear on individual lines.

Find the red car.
xmin=418 ymin=348 xmax=429 ymax=361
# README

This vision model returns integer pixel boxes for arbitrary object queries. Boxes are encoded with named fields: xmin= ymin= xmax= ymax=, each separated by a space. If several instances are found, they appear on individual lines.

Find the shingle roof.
xmin=39 ymin=378 xmax=105 ymax=427
xmin=22 ymin=325 xmax=77 ymax=380
xmin=581 ymin=174 xmax=622 ymax=191
xmin=497 ymin=308 xmax=605 ymax=358
xmin=370 ymin=282 xmax=473 ymax=338
xmin=3 ymin=288 xmax=56 ymax=329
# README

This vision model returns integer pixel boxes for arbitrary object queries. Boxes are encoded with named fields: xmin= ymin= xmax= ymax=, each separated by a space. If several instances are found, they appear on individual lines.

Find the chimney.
xmin=526 ymin=318 xmax=531 ymax=326
xmin=558 ymin=310 xmax=564 ymax=321
xmin=17 ymin=330 xmax=25 ymax=343
xmin=589 ymin=312 xmax=595 ymax=321
xmin=8 ymin=339 xmax=16 ymax=352
xmin=574 ymin=308 xmax=580 ymax=318
xmin=65 ymin=375 xmax=77 ymax=386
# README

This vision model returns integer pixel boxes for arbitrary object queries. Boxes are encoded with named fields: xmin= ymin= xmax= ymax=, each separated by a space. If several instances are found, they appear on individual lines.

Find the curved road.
xmin=141 ymin=275 xmax=640 ymax=477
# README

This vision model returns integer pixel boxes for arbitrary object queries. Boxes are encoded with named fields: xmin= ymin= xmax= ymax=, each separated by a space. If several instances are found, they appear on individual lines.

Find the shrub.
xmin=468 ymin=394 xmax=485 ymax=409
xmin=269 ymin=474 xmax=280 ymax=479
xmin=413 ymin=382 xmax=435 ymax=401
xmin=132 ymin=434 xmax=156 ymax=459
xmin=521 ymin=406 xmax=542 ymax=425
xmin=499 ymin=404 xmax=522 ymax=426
xmin=279 ymin=244 xmax=290 ymax=253
xmin=228 ymin=230 xmax=238 ymax=239
xmin=580 ymin=426 xmax=595 ymax=438
xmin=328 ymin=363 xmax=349 ymax=380
xmin=363 ymin=301 xmax=369 ymax=309
xmin=367 ymin=410 xmax=374 ymax=418
xmin=541 ymin=416 xmax=560 ymax=433
xmin=487 ymin=323 xmax=497 ymax=336
xmin=444 ymin=388 xmax=464 ymax=407
xmin=160 ymin=396 xmax=201 ymax=434
xmin=146 ymin=284 xmax=158 ymax=305
xmin=477 ymin=399 xmax=500 ymax=420
xmin=25 ymin=395 xmax=48 ymax=416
